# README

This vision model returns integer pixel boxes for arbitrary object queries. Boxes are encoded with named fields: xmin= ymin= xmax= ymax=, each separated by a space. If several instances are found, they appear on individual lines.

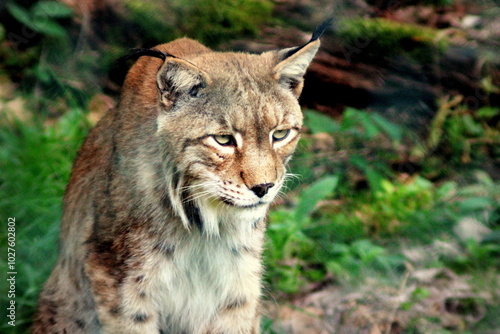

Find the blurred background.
xmin=0 ymin=0 xmax=499 ymax=333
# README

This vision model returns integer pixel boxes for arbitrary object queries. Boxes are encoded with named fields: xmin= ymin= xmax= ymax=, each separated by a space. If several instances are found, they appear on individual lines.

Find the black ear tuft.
xmin=281 ymin=18 xmax=332 ymax=60
xmin=310 ymin=18 xmax=333 ymax=43
xmin=119 ymin=48 xmax=176 ymax=63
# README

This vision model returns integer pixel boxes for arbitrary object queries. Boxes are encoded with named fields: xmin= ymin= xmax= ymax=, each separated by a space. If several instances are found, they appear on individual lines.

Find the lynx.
xmin=33 ymin=22 xmax=327 ymax=334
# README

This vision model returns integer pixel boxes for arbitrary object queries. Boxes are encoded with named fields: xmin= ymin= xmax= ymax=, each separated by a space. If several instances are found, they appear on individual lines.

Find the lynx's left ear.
xmin=273 ymin=18 xmax=331 ymax=97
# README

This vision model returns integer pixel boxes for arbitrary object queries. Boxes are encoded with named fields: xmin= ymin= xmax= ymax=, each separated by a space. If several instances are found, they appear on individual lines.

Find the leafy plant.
xmin=417 ymin=96 xmax=500 ymax=177
xmin=6 ymin=1 xmax=73 ymax=38
xmin=265 ymin=176 xmax=338 ymax=293
xmin=357 ymin=176 xmax=436 ymax=234
xmin=293 ymin=108 xmax=406 ymax=192
xmin=324 ymin=239 xmax=405 ymax=283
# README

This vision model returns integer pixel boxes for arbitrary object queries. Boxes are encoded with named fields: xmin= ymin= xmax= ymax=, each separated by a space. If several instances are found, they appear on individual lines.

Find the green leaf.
xmin=305 ymin=110 xmax=340 ymax=134
xmin=32 ymin=1 xmax=73 ymax=18
xmin=365 ymin=166 xmax=385 ymax=192
xmin=476 ymin=107 xmax=499 ymax=119
xmin=474 ymin=170 xmax=494 ymax=187
xmin=349 ymin=155 xmax=368 ymax=170
xmin=436 ymin=181 xmax=457 ymax=200
xmin=370 ymin=113 xmax=403 ymax=141
xmin=31 ymin=17 xmax=67 ymax=38
xmin=380 ymin=179 xmax=395 ymax=193
xmin=459 ymin=197 xmax=492 ymax=211
xmin=462 ymin=114 xmax=484 ymax=136
xmin=295 ymin=175 xmax=339 ymax=223
xmin=34 ymin=65 xmax=52 ymax=83
xmin=325 ymin=261 xmax=345 ymax=277
xmin=6 ymin=2 xmax=33 ymax=28
xmin=359 ymin=113 xmax=380 ymax=139
xmin=340 ymin=108 xmax=360 ymax=131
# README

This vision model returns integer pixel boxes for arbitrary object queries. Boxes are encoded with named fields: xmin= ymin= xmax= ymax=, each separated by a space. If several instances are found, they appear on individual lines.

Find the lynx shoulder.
xmin=33 ymin=24 xmax=325 ymax=334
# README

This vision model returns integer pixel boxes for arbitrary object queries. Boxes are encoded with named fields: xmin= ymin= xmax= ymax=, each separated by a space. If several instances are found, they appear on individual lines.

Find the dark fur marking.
xmin=133 ymin=313 xmax=149 ymax=322
xmin=232 ymin=246 xmax=256 ymax=257
xmin=182 ymin=192 xmax=204 ymax=232
xmin=253 ymin=218 xmax=261 ymax=229
xmin=225 ymin=298 xmax=247 ymax=310
xmin=154 ymin=242 xmax=175 ymax=257
xmin=222 ymin=187 xmax=243 ymax=195
xmin=135 ymin=275 xmax=145 ymax=283
xmin=109 ymin=305 xmax=121 ymax=316
xmin=181 ymin=138 xmax=198 ymax=153
xmin=221 ymin=197 xmax=235 ymax=206
xmin=74 ymin=319 xmax=85 ymax=329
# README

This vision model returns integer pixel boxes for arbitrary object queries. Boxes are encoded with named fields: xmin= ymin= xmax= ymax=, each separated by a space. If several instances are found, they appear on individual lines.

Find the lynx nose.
xmin=250 ymin=183 xmax=275 ymax=198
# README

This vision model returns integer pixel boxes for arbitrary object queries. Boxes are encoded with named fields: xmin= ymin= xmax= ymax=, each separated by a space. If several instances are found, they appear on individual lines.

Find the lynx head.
xmin=122 ymin=24 xmax=327 ymax=237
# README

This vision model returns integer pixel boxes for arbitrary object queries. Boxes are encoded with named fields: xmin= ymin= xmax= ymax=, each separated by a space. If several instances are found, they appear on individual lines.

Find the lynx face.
xmin=153 ymin=48 xmax=319 ymax=236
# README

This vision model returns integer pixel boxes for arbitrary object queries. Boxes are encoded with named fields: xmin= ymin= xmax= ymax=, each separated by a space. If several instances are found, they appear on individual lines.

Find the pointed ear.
xmin=156 ymin=58 xmax=211 ymax=106
xmin=273 ymin=18 xmax=331 ymax=97
xmin=273 ymin=40 xmax=320 ymax=97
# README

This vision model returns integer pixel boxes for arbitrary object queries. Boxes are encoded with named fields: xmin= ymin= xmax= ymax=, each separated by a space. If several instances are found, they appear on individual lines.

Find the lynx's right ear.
xmin=273 ymin=18 xmax=331 ymax=97
xmin=156 ymin=58 xmax=211 ymax=106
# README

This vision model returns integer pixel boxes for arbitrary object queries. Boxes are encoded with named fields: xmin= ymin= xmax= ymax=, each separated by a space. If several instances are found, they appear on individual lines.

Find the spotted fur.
xmin=33 ymin=32 xmax=321 ymax=333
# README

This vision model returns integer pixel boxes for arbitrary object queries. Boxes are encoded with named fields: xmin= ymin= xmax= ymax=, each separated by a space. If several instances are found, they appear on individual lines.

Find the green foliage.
xmin=175 ymin=0 xmax=274 ymax=46
xmin=423 ymin=96 xmax=500 ymax=168
xmin=3 ymin=1 xmax=97 ymax=110
xmin=294 ymin=176 xmax=339 ymax=223
xmin=261 ymin=316 xmax=282 ymax=334
xmin=401 ymin=287 xmax=431 ymax=311
xmin=324 ymin=239 xmax=405 ymax=282
xmin=295 ymin=108 xmax=404 ymax=193
xmin=355 ymin=176 xmax=436 ymax=234
xmin=122 ymin=0 xmax=176 ymax=45
xmin=123 ymin=0 xmax=274 ymax=46
xmin=446 ymin=239 xmax=500 ymax=272
xmin=336 ymin=17 xmax=447 ymax=63
xmin=438 ymin=172 xmax=500 ymax=272
xmin=266 ymin=105 xmax=499 ymax=306
xmin=0 ymin=109 xmax=90 ymax=333
xmin=306 ymin=108 xmax=403 ymax=141
xmin=266 ymin=176 xmax=338 ymax=293
xmin=6 ymin=1 xmax=73 ymax=38
xmin=304 ymin=110 xmax=340 ymax=134
xmin=2 ymin=0 xmax=274 ymax=112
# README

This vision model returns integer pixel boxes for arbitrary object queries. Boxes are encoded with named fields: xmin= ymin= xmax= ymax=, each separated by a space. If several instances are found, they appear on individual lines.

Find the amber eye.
xmin=213 ymin=134 xmax=236 ymax=146
xmin=272 ymin=129 xmax=290 ymax=142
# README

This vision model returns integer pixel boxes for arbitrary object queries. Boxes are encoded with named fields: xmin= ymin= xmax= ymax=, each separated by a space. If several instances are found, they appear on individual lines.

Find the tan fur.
xmin=33 ymin=36 xmax=320 ymax=334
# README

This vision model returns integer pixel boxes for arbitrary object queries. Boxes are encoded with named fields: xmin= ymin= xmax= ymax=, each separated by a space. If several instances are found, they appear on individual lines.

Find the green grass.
xmin=0 ymin=109 xmax=89 ymax=332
